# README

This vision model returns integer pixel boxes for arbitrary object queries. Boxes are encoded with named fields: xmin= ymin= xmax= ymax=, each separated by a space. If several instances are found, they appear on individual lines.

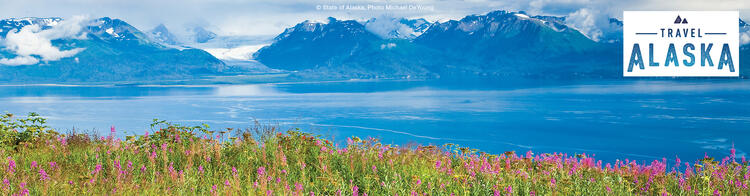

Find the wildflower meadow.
xmin=0 ymin=112 xmax=748 ymax=195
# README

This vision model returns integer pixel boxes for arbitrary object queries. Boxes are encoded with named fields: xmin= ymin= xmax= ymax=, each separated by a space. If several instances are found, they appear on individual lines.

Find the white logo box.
xmin=623 ymin=11 xmax=739 ymax=77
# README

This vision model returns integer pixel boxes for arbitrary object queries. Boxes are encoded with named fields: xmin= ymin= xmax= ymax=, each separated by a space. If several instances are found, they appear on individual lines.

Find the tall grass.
xmin=0 ymin=112 xmax=748 ymax=195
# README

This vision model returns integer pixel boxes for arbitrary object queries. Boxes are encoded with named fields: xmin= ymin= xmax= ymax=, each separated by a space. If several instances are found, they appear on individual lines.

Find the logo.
xmin=623 ymin=11 xmax=739 ymax=77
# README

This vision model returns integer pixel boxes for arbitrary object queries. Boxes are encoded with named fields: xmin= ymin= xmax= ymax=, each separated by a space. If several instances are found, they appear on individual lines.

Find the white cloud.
xmin=365 ymin=15 xmax=415 ymax=39
xmin=0 ymin=15 xmax=88 ymax=65
xmin=742 ymin=32 xmax=750 ymax=45
xmin=380 ymin=43 xmax=397 ymax=50
xmin=0 ymin=56 xmax=40 ymax=66
xmin=566 ymin=8 xmax=603 ymax=41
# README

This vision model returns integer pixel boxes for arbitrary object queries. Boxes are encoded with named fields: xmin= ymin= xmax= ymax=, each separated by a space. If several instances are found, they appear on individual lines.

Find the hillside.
xmin=0 ymin=17 xmax=225 ymax=83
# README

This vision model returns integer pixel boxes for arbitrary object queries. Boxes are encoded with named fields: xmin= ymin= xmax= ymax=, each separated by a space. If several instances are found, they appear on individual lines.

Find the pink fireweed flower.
xmin=58 ymin=136 xmax=67 ymax=146
xmin=141 ymin=165 xmax=147 ymax=173
xmin=416 ymin=179 xmax=421 ymax=186
xmin=550 ymin=178 xmax=556 ymax=187
xmin=295 ymin=182 xmax=303 ymax=192
xmin=505 ymin=185 xmax=512 ymax=194
xmin=372 ymin=165 xmax=377 ymax=173
xmin=353 ymin=185 xmax=359 ymax=196
xmin=168 ymin=162 xmax=176 ymax=176
xmin=38 ymin=169 xmax=49 ymax=181
xmin=224 ymin=180 xmax=231 ymax=187
xmin=110 ymin=126 xmax=116 ymax=139
xmin=7 ymin=157 xmax=16 ymax=174
xmin=198 ymin=165 xmax=204 ymax=173
xmin=30 ymin=161 xmax=38 ymax=169
xmin=232 ymin=167 xmax=238 ymax=177
xmin=49 ymin=162 xmax=57 ymax=169
xmin=92 ymin=164 xmax=102 ymax=175
xmin=257 ymin=167 xmax=266 ymax=176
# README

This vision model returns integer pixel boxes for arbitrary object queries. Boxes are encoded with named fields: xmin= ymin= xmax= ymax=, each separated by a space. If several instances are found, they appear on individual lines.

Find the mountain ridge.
xmin=0 ymin=17 xmax=225 ymax=83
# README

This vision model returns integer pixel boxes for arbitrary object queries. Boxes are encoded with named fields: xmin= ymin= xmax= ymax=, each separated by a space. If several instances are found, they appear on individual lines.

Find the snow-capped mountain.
xmin=415 ymin=10 xmax=597 ymax=52
xmin=0 ymin=17 xmax=224 ymax=83
xmin=86 ymin=17 xmax=155 ymax=43
xmin=148 ymin=23 xmax=180 ymax=45
xmin=254 ymin=17 xmax=441 ymax=79
xmin=255 ymin=17 xmax=378 ymax=71
xmin=0 ymin=17 xmax=62 ymax=36
xmin=146 ymin=24 xmax=218 ymax=45
xmin=363 ymin=17 xmax=431 ymax=39
xmin=413 ymin=10 xmax=618 ymax=77
xmin=254 ymin=11 xmax=622 ymax=79
xmin=192 ymin=26 xmax=217 ymax=43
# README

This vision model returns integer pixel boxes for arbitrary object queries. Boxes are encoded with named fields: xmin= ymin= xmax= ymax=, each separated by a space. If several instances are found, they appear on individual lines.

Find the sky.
xmin=0 ymin=0 xmax=748 ymax=37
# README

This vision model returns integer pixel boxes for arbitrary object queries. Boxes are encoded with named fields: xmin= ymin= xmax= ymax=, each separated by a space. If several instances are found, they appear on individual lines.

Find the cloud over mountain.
xmin=0 ymin=15 xmax=88 ymax=65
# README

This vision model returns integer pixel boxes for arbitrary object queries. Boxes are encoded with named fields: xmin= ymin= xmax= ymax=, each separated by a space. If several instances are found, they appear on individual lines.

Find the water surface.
xmin=1 ymin=79 xmax=748 ymax=163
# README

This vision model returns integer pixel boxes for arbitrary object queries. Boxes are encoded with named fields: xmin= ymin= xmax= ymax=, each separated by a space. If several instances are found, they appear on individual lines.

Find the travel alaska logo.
xmin=623 ymin=11 xmax=740 ymax=77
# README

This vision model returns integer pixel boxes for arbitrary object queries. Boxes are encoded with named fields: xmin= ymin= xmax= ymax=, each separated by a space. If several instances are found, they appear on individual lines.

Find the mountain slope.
xmin=363 ymin=17 xmax=431 ymax=39
xmin=149 ymin=24 xmax=180 ymax=45
xmin=254 ymin=17 xmax=455 ymax=79
xmin=256 ymin=11 xmax=622 ymax=79
xmin=415 ymin=11 xmax=620 ymax=78
xmin=0 ymin=17 xmax=225 ymax=83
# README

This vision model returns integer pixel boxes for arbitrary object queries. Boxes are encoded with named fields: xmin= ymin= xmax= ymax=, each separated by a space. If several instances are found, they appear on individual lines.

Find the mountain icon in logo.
xmin=674 ymin=15 xmax=688 ymax=24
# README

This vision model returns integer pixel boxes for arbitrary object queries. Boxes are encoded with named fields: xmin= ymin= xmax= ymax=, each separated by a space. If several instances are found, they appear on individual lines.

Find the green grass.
xmin=0 ymin=112 xmax=748 ymax=195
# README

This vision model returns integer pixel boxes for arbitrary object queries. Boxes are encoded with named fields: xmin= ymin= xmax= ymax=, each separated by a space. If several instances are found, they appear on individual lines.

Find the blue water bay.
xmin=0 ymin=80 xmax=748 ymax=164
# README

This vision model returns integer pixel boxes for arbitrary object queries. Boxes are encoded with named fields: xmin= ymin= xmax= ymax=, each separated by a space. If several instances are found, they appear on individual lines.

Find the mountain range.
xmin=255 ymin=11 xmax=749 ymax=79
xmin=255 ymin=11 xmax=624 ymax=79
xmin=1 ymin=11 xmax=748 ymax=83
xmin=0 ymin=17 xmax=224 ymax=83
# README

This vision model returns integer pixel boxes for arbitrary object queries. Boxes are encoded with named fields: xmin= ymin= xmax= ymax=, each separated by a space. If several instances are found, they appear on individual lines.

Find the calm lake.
xmin=1 ymin=79 xmax=748 ymax=163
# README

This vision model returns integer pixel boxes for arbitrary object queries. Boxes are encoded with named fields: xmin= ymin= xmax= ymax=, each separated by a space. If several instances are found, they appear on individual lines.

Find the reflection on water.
xmin=0 ymin=80 xmax=749 ymax=163
xmin=215 ymin=85 xmax=280 ymax=97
